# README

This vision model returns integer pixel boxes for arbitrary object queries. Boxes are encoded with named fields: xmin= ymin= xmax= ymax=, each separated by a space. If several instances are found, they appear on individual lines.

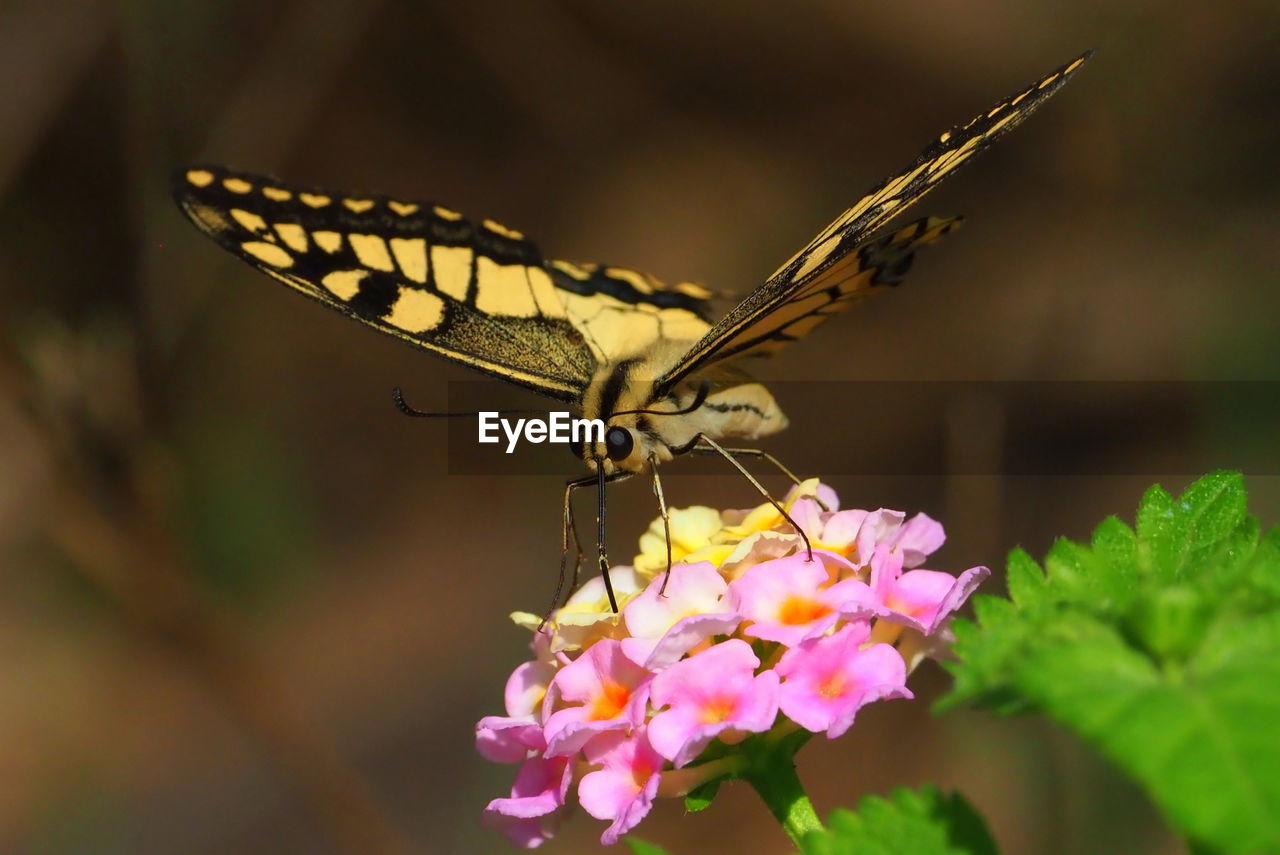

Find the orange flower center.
xmin=777 ymin=595 xmax=832 ymax=625
xmin=886 ymin=593 xmax=926 ymax=617
xmin=818 ymin=672 xmax=847 ymax=699
xmin=589 ymin=680 xmax=631 ymax=720
xmin=699 ymin=697 xmax=736 ymax=724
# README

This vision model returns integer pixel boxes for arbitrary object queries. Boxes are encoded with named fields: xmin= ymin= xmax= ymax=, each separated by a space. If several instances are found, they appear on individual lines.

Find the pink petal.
xmin=649 ymin=638 xmax=760 ymax=707
xmin=480 ymin=811 xmax=560 ymax=849
xmin=505 ymin=659 xmax=556 ymax=718
xmin=776 ymin=625 xmax=910 ymax=737
xmin=891 ymin=512 xmax=946 ymax=567
xmin=888 ymin=569 xmax=961 ymax=623
xmin=854 ymin=509 xmax=907 ymax=562
xmin=887 ymin=565 xmax=990 ymax=635
xmin=476 ymin=714 xmax=545 ymax=763
xmin=653 ymin=669 xmax=781 ymax=767
xmin=550 ymin=640 xmax=646 ymax=704
xmin=578 ymin=731 xmax=664 ymax=845
xmin=544 ymin=713 xmax=626 ymax=757
xmin=646 ymin=640 xmax=779 ymax=766
xmin=624 ymin=563 xmax=734 ymax=636
xmin=788 ymin=497 xmax=828 ymax=539
xmin=622 ymin=611 xmax=742 ymax=671
xmin=819 ymin=645 xmax=913 ymax=738
xmin=485 ymin=755 xmax=572 ymax=819
xmin=732 ymin=554 xmax=861 ymax=647
xmin=819 ymin=509 xmax=869 ymax=553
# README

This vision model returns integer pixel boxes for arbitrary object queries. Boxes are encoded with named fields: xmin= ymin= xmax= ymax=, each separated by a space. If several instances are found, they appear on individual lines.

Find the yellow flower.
xmin=511 ymin=568 xmax=643 ymax=654
xmin=633 ymin=506 xmax=728 ymax=579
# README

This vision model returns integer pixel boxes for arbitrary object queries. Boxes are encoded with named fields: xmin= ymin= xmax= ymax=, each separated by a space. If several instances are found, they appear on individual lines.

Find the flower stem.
xmin=743 ymin=741 xmax=823 ymax=845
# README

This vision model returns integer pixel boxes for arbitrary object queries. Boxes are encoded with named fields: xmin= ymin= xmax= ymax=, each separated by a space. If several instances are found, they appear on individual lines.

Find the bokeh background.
xmin=2 ymin=2 xmax=1278 ymax=853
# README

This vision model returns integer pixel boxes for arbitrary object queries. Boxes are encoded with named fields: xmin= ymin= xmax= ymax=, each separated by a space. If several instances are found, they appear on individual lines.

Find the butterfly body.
xmin=577 ymin=358 xmax=788 ymax=475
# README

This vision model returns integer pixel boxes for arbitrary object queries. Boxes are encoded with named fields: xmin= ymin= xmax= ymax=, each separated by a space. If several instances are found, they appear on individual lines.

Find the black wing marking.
xmin=173 ymin=166 xmax=596 ymax=400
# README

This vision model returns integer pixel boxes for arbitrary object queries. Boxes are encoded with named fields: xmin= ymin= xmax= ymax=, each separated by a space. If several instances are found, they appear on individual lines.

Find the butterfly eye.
xmin=605 ymin=426 xmax=634 ymax=461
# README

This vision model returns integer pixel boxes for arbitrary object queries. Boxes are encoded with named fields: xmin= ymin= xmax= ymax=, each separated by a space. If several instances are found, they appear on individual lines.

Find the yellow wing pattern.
xmin=173 ymin=167 xmax=716 ymax=400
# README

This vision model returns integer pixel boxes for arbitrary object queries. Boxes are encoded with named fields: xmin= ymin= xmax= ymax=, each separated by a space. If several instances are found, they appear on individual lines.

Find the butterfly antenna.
xmin=391 ymin=387 xmax=541 ymax=419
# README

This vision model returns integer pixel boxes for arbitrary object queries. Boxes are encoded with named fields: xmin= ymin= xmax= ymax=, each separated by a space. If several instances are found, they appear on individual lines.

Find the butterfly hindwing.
xmin=545 ymin=260 xmax=715 ymax=364
xmin=657 ymin=51 xmax=1090 ymax=390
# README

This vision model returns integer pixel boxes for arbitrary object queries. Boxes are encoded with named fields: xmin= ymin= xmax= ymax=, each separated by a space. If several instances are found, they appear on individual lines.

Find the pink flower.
xmin=647 ymin=639 xmax=779 ymax=767
xmin=578 ymin=730 xmax=664 ymax=845
xmin=889 ymin=512 xmax=947 ymax=568
xmin=477 ymin=656 xmax=558 ymax=763
xmin=543 ymin=639 xmax=650 ymax=756
xmin=730 ymin=552 xmax=868 ymax=647
xmin=621 ymin=562 xmax=741 ymax=670
xmin=475 ymin=481 xmax=989 ymax=846
xmin=506 ymin=658 xmax=556 ymax=717
xmin=482 ymin=755 xmax=573 ymax=848
xmin=476 ymin=715 xmax=545 ymax=764
xmin=776 ymin=622 xmax=911 ymax=738
xmin=866 ymin=545 xmax=990 ymax=635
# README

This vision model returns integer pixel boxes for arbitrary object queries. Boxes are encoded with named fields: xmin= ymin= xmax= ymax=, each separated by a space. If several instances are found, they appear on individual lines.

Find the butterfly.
xmin=174 ymin=52 xmax=1090 ymax=611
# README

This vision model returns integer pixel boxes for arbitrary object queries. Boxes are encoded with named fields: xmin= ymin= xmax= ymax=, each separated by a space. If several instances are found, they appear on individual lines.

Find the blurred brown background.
xmin=1 ymin=1 xmax=1278 ymax=853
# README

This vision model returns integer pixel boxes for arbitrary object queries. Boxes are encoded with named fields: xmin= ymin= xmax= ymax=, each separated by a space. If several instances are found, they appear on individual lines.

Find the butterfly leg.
xmin=542 ymin=473 xmax=596 ymax=629
xmin=594 ymin=465 xmax=619 ymax=613
xmin=688 ymin=444 xmax=829 ymax=512
xmin=648 ymin=454 xmax=674 ymax=595
xmin=692 ymin=435 xmax=815 ymax=561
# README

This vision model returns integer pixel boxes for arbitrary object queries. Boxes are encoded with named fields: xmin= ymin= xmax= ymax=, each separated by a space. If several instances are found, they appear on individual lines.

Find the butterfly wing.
xmin=544 ymin=260 xmax=716 ymax=365
xmin=656 ymin=51 xmax=1091 ymax=391
xmin=173 ymin=167 xmax=598 ymax=401
xmin=690 ymin=214 xmax=962 ymax=364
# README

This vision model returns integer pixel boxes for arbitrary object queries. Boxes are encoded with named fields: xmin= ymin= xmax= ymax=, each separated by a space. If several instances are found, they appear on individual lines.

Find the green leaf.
xmin=1179 ymin=471 xmax=1246 ymax=551
xmin=796 ymin=787 xmax=997 ymax=855
xmin=625 ymin=838 xmax=672 ymax=855
xmin=684 ymin=777 xmax=720 ymax=813
xmin=943 ymin=472 xmax=1280 ymax=854
xmin=1135 ymin=484 xmax=1187 ymax=582
xmin=1004 ymin=547 xmax=1045 ymax=609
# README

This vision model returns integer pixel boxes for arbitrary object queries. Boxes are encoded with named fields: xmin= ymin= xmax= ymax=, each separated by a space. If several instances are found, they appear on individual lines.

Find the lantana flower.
xmin=476 ymin=480 xmax=989 ymax=847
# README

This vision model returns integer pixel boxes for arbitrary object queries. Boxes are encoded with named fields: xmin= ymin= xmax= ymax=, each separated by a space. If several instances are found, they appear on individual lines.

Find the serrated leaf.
xmin=942 ymin=472 xmax=1280 ymax=854
xmin=796 ymin=787 xmax=997 ymax=855
xmin=1044 ymin=537 xmax=1108 ymax=604
xmin=1025 ymin=611 xmax=1280 ymax=852
xmin=1091 ymin=515 xmax=1137 ymax=589
xmin=1004 ymin=547 xmax=1044 ymax=608
xmin=1136 ymin=484 xmax=1187 ymax=582
xmin=1179 ymin=471 xmax=1246 ymax=551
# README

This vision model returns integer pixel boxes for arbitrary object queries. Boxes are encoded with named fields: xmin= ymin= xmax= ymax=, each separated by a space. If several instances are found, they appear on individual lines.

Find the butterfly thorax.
xmin=579 ymin=354 xmax=789 ymax=476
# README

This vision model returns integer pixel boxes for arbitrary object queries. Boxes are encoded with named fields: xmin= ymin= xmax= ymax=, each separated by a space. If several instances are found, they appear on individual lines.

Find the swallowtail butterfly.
xmin=175 ymin=52 xmax=1090 ymax=609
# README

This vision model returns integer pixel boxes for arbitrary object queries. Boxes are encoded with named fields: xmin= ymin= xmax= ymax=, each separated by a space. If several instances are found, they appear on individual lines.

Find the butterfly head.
xmin=572 ymin=416 xmax=650 ymax=476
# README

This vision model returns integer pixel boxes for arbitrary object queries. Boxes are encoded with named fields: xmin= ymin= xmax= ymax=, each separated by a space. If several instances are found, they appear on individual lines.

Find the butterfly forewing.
xmin=656 ymin=51 xmax=1091 ymax=391
xmin=174 ymin=168 xmax=722 ymax=397
xmin=174 ymin=167 xmax=597 ymax=399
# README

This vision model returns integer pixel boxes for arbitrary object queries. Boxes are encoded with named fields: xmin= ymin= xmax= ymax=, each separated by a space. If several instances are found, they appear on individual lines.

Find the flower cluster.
xmin=476 ymin=480 xmax=989 ymax=847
